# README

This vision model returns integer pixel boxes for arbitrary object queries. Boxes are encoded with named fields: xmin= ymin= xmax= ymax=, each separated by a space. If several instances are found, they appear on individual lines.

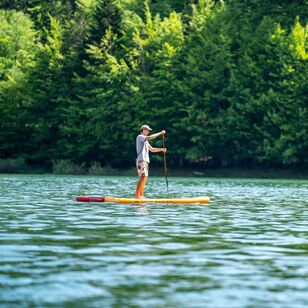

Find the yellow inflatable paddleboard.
xmin=76 ymin=196 xmax=210 ymax=204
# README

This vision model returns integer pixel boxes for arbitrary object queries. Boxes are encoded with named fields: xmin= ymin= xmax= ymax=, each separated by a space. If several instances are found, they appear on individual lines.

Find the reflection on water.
xmin=0 ymin=175 xmax=307 ymax=307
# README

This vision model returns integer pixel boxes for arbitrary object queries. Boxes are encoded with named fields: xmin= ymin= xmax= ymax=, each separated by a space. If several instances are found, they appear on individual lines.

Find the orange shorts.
xmin=136 ymin=161 xmax=149 ymax=177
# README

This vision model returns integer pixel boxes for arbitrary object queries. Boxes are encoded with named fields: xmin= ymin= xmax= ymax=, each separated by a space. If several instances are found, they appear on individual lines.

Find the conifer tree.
xmin=0 ymin=10 xmax=38 ymax=159
xmin=86 ymin=0 xmax=121 ymax=46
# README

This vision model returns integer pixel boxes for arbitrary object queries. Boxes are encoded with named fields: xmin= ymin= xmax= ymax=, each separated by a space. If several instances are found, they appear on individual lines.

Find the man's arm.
xmin=145 ymin=130 xmax=166 ymax=141
xmin=148 ymin=144 xmax=167 ymax=153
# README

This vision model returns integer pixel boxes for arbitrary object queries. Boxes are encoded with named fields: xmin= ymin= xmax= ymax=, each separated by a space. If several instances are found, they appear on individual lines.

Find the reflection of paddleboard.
xmin=76 ymin=196 xmax=210 ymax=204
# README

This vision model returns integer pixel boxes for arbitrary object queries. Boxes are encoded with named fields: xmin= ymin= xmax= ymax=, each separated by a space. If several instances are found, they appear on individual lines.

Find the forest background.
xmin=0 ymin=0 xmax=307 ymax=175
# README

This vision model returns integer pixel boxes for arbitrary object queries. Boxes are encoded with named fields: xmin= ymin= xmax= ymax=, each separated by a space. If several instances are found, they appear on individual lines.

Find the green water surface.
xmin=0 ymin=175 xmax=307 ymax=307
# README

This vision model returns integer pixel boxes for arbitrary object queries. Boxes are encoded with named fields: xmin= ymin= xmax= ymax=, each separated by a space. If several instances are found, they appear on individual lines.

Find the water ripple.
xmin=0 ymin=175 xmax=307 ymax=307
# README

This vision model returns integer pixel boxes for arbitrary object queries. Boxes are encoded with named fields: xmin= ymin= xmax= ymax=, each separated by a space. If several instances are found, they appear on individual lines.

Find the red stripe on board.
xmin=76 ymin=196 xmax=105 ymax=202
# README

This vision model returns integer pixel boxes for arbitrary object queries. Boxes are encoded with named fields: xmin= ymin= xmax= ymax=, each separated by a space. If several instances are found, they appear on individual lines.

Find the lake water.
xmin=0 ymin=174 xmax=307 ymax=307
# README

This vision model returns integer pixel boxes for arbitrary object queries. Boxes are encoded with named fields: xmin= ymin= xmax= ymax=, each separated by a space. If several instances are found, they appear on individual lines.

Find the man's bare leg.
xmin=140 ymin=177 xmax=148 ymax=198
xmin=135 ymin=176 xmax=147 ymax=198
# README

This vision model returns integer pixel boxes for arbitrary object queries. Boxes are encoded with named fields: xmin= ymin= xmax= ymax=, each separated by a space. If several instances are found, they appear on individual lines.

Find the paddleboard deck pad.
xmin=76 ymin=196 xmax=210 ymax=204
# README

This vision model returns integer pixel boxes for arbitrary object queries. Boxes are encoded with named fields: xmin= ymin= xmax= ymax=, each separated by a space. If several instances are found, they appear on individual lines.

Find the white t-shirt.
xmin=136 ymin=135 xmax=150 ymax=163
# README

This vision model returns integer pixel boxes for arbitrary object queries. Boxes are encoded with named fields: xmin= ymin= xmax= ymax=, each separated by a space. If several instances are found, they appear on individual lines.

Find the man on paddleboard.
xmin=135 ymin=125 xmax=166 ymax=198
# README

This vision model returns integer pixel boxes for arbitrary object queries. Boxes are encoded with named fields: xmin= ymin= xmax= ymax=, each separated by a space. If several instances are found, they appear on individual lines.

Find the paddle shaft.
xmin=162 ymin=134 xmax=169 ymax=190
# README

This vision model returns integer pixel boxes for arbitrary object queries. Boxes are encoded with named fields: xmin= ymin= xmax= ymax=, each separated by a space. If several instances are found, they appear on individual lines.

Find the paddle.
xmin=162 ymin=134 xmax=169 ymax=190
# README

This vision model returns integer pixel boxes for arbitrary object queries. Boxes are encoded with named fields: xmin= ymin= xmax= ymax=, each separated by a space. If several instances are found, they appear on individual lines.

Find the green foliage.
xmin=52 ymin=159 xmax=118 ymax=174
xmin=52 ymin=159 xmax=86 ymax=174
xmin=0 ymin=1 xmax=307 ymax=171
xmin=24 ymin=15 xmax=68 ymax=163
xmin=63 ymin=27 xmax=138 ymax=165
xmin=0 ymin=158 xmax=28 ymax=173
xmin=223 ymin=16 xmax=308 ymax=167
xmin=0 ymin=0 xmax=80 ymax=32
xmin=86 ymin=0 xmax=121 ymax=45
xmin=88 ymin=161 xmax=116 ymax=175
xmin=0 ymin=10 xmax=38 ymax=158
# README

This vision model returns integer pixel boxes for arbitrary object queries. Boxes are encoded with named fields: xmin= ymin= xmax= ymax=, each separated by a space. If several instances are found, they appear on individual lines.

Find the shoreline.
xmin=1 ymin=167 xmax=307 ymax=180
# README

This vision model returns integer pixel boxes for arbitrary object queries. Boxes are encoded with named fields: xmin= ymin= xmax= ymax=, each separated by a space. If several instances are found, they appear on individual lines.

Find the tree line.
xmin=0 ymin=0 xmax=307 ymax=171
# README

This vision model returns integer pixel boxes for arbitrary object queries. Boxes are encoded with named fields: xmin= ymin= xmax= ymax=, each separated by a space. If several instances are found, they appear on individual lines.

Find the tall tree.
xmin=85 ymin=0 xmax=121 ymax=45
xmin=25 ymin=16 xmax=67 ymax=164
xmin=0 ymin=10 xmax=38 ymax=159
